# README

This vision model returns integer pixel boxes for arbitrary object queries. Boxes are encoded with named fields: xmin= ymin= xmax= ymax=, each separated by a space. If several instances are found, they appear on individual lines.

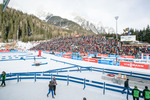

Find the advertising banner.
xmin=71 ymin=56 xmax=81 ymax=60
xmin=120 ymin=62 xmax=149 ymax=69
xmin=55 ymin=51 xmax=60 ymax=54
xmin=0 ymin=50 xmax=10 ymax=52
xmin=109 ymin=55 xmax=117 ymax=57
xmin=46 ymin=51 xmax=50 ymax=53
xmin=121 ymin=55 xmax=135 ymax=59
xmin=120 ymin=62 xmax=131 ymax=67
xmin=143 ymin=57 xmax=150 ymax=59
xmin=132 ymin=63 xmax=149 ymax=69
xmin=98 ymin=54 xmax=109 ymax=57
xmin=88 ymin=53 xmax=95 ymax=56
xmin=83 ymin=58 xmax=98 ymax=63
xmin=55 ymin=53 xmax=62 ymax=57
xmin=80 ymin=53 xmax=88 ymax=56
xmin=98 ymin=60 xmax=114 ymax=65
xmin=63 ymin=55 xmax=71 ymax=59
xmin=66 ymin=52 xmax=73 ymax=55
xmin=39 ymin=50 xmax=41 ymax=57
xmin=121 ymin=35 xmax=136 ymax=42
xmin=73 ymin=52 xmax=80 ymax=55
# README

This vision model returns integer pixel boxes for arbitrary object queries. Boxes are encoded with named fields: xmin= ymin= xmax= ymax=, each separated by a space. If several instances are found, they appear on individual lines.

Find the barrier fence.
xmin=50 ymin=58 xmax=150 ymax=80
xmin=0 ymin=72 xmax=136 ymax=100
xmin=0 ymin=50 xmax=149 ymax=69
xmin=0 ymin=50 xmax=149 ymax=100
xmin=51 ymin=51 xmax=150 ymax=70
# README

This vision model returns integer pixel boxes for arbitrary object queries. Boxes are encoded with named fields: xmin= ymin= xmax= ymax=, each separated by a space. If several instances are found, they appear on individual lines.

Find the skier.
xmin=47 ymin=81 xmax=55 ymax=99
xmin=132 ymin=86 xmax=140 ymax=100
xmin=143 ymin=86 xmax=150 ymax=100
xmin=83 ymin=97 xmax=87 ymax=100
xmin=122 ymin=79 xmax=129 ymax=94
xmin=52 ymin=77 xmax=57 ymax=95
xmin=0 ymin=71 xmax=6 ymax=86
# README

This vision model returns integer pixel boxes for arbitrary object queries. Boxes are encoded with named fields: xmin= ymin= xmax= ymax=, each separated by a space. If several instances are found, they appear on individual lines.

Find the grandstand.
xmin=31 ymin=35 xmax=150 ymax=56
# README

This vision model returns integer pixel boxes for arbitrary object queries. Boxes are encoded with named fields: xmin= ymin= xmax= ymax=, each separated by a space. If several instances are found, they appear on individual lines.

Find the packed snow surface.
xmin=0 ymin=51 xmax=150 ymax=100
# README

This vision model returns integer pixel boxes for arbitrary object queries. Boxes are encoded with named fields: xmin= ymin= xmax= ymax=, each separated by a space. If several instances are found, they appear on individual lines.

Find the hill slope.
xmin=0 ymin=4 xmax=94 ymax=42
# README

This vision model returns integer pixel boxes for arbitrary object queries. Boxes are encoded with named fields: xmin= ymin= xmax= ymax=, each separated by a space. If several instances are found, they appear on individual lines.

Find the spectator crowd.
xmin=31 ymin=35 xmax=150 ymax=56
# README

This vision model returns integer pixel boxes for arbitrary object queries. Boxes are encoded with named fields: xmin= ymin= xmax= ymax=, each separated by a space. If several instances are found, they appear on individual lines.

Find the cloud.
xmin=1 ymin=0 xmax=150 ymax=33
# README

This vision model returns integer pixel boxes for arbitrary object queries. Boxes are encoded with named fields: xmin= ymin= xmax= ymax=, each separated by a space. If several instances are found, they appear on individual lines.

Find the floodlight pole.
xmin=115 ymin=16 xmax=119 ymax=40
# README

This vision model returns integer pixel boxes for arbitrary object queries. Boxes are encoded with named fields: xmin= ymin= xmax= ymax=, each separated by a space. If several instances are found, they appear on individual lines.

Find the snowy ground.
xmin=0 ymin=80 xmax=131 ymax=100
xmin=0 ymin=51 xmax=150 ymax=100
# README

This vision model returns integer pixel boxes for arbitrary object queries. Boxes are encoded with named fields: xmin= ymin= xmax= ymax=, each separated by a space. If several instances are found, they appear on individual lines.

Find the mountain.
xmin=0 ymin=4 xmax=94 ymax=42
xmin=45 ymin=15 xmax=95 ymax=35
xmin=73 ymin=16 xmax=115 ymax=34
xmin=44 ymin=13 xmax=115 ymax=34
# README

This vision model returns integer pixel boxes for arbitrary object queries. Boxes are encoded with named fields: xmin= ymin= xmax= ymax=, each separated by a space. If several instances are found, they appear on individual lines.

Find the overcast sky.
xmin=1 ymin=0 xmax=150 ymax=33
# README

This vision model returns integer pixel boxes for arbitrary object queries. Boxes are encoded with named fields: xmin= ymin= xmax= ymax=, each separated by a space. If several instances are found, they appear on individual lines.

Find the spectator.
xmin=0 ymin=71 xmax=6 ymax=87
xmin=132 ymin=86 xmax=140 ymax=100
xmin=52 ymin=77 xmax=57 ymax=95
xmin=143 ymin=86 xmax=150 ymax=100
xmin=122 ymin=79 xmax=129 ymax=94
xmin=31 ymin=35 xmax=149 ymax=57
xmin=83 ymin=97 xmax=86 ymax=100
xmin=47 ymin=81 xmax=55 ymax=99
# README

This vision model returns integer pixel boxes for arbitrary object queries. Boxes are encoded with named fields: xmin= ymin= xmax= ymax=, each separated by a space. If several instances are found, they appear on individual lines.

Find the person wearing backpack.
xmin=0 ymin=71 xmax=6 ymax=86
xmin=132 ymin=86 xmax=140 ymax=100
xmin=143 ymin=86 xmax=150 ymax=100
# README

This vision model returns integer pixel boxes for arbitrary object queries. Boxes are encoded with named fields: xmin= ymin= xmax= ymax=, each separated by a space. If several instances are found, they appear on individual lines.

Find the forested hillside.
xmin=0 ymin=4 xmax=94 ymax=42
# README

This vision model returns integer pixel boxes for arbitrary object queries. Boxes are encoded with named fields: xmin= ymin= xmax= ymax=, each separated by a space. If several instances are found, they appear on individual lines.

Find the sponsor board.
xmin=109 ymin=55 xmax=117 ymax=57
xmin=121 ymin=55 xmax=135 ymax=59
xmin=39 ymin=50 xmax=41 ymax=57
xmin=46 ymin=51 xmax=50 ymax=53
xmin=121 ymin=35 xmax=136 ymax=42
xmin=63 ymin=55 xmax=71 ymax=59
xmin=83 ymin=58 xmax=98 ymax=63
xmin=88 ymin=53 xmax=95 ymax=56
xmin=80 ymin=53 xmax=88 ymax=56
xmin=66 ymin=52 xmax=73 ymax=55
xmin=55 ymin=51 xmax=60 ymax=54
xmin=0 ymin=50 xmax=10 ymax=52
xmin=98 ymin=60 xmax=114 ymax=65
xmin=71 ymin=56 xmax=81 ymax=60
xmin=98 ymin=54 xmax=109 ymax=57
xmin=55 ymin=53 xmax=62 ymax=57
xmin=120 ymin=62 xmax=149 ymax=69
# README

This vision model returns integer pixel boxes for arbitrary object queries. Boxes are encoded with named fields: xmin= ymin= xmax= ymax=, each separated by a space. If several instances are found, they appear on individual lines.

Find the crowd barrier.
xmin=53 ymin=51 xmax=150 ymax=70
xmin=0 ymin=50 xmax=10 ymax=52
xmin=0 ymin=52 xmax=46 ymax=61
xmin=71 ymin=56 xmax=82 ymax=60
xmin=120 ymin=62 xmax=149 ymax=69
xmin=50 ymin=58 xmax=150 ymax=80
xmin=0 ymin=72 xmax=137 ymax=100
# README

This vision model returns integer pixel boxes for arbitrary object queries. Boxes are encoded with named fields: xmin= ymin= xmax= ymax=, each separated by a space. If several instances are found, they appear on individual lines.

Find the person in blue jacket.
xmin=122 ymin=79 xmax=129 ymax=94
xmin=47 ymin=81 xmax=55 ymax=99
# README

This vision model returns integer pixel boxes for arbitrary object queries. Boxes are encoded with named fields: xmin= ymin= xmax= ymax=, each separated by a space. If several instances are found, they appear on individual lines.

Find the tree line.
xmin=0 ymin=4 xmax=149 ymax=43
xmin=0 ymin=4 xmax=93 ymax=42
xmin=129 ymin=25 xmax=150 ymax=43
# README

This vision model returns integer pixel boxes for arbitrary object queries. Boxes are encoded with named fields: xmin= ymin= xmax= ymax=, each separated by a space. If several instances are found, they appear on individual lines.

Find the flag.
xmin=128 ymin=32 xmax=131 ymax=35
